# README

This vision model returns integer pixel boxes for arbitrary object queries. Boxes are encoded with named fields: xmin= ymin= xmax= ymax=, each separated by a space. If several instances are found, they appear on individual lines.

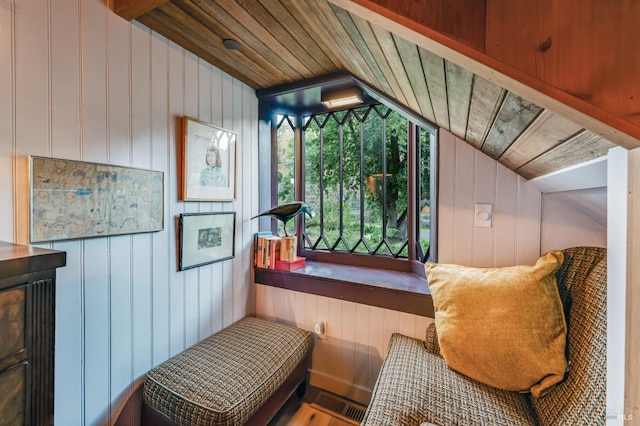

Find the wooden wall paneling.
xmin=182 ymin=50 xmax=200 ymax=350
xmin=168 ymin=41 xmax=186 ymax=357
xmin=244 ymin=83 xmax=258 ymax=317
xmin=49 ymin=3 xmax=85 ymax=421
xmin=107 ymin=13 xmax=135 ymax=421
xmin=130 ymin=23 xmax=154 ymax=384
xmin=472 ymin=150 xmax=496 ymax=267
xmin=353 ymin=303 xmax=370 ymax=391
xmin=517 ymin=131 xmax=616 ymax=179
xmin=418 ymin=48 xmax=449 ymax=128
xmin=0 ymin=0 xmax=13 ymax=241
xmin=341 ymin=300 xmax=356 ymax=393
xmin=451 ymin=138 xmax=475 ymax=265
xmin=356 ymin=22 xmax=407 ymax=107
xmin=445 ymin=60 xmax=473 ymax=140
xmin=150 ymin=33 xmax=171 ymax=367
xmin=51 ymin=0 xmax=81 ymax=161
xmin=515 ymin=177 xmax=541 ymax=264
xmin=79 ymin=2 xmax=110 ymax=424
xmin=366 ymin=305 xmax=384 ymax=395
xmin=436 ymin=130 xmax=456 ymax=263
xmin=482 ymin=92 xmax=542 ymax=160
xmin=221 ymin=72 xmax=235 ymax=328
xmin=232 ymin=79 xmax=246 ymax=324
xmin=331 ymin=7 xmax=391 ymax=96
xmin=499 ymin=110 xmax=583 ymax=171
xmin=626 ymin=148 xmax=640 ymax=422
xmin=391 ymin=33 xmax=432 ymax=118
xmin=13 ymin=0 xmax=49 ymax=244
xmin=465 ymin=76 xmax=505 ymax=149
xmin=493 ymin=163 xmax=518 ymax=267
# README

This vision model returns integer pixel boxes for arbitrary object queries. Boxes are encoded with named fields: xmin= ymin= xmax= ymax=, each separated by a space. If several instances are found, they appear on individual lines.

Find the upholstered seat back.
xmin=531 ymin=246 xmax=607 ymax=425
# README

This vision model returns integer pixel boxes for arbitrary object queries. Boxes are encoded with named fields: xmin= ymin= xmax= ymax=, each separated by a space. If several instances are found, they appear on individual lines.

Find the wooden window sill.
xmin=254 ymin=261 xmax=434 ymax=317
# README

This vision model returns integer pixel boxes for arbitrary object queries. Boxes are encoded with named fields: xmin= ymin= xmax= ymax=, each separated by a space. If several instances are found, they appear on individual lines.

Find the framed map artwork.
xmin=29 ymin=156 xmax=164 ymax=242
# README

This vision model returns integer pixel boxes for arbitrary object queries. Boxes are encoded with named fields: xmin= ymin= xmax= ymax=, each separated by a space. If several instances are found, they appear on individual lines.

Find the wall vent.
xmin=311 ymin=391 xmax=366 ymax=424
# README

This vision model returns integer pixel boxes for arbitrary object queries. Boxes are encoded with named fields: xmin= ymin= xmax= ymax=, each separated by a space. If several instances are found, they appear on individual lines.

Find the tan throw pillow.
xmin=425 ymin=251 xmax=567 ymax=398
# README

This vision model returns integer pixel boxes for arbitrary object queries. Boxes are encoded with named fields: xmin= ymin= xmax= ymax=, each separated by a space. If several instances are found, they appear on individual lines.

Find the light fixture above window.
xmin=321 ymin=86 xmax=364 ymax=109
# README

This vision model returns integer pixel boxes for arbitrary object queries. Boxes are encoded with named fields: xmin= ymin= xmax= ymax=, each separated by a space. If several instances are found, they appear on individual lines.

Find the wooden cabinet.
xmin=0 ymin=241 xmax=66 ymax=426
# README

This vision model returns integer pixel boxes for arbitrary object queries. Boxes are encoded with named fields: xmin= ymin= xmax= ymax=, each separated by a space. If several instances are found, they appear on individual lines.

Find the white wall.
xmin=541 ymin=189 xmax=607 ymax=253
xmin=0 ymin=0 xmax=259 ymax=424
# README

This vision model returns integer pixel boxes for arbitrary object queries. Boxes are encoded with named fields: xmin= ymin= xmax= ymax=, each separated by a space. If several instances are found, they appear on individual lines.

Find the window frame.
xmin=255 ymin=75 xmax=438 ymax=317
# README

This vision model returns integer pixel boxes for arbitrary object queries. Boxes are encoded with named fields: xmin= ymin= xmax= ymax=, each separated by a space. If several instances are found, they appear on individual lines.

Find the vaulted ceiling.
xmin=110 ymin=0 xmax=640 ymax=180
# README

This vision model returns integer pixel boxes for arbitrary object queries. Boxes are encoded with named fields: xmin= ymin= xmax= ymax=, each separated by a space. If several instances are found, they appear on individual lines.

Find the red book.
xmin=275 ymin=256 xmax=306 ymax=271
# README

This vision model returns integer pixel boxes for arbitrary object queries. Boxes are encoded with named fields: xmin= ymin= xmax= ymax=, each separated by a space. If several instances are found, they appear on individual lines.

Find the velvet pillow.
xmin=425 ymin=251 xmax=567 ymax=398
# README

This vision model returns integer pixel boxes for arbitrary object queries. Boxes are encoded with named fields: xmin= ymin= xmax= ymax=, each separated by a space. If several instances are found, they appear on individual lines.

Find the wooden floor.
xmin=269 ymin=387 xmax=361 ymax=426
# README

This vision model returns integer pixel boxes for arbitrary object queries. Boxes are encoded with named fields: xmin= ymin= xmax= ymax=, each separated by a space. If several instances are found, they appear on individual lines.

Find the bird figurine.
xmin=251 ymin=201 xmax=313 ymax=237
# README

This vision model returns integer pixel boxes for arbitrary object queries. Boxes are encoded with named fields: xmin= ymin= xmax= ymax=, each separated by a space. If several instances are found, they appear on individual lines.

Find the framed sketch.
xmin=181 ymin=117 xmax=237 ymax=201
xmin=178 ymin=212 xmax=236 ymax=270
xmin=29 ymin=156 xmax=164 ymax=243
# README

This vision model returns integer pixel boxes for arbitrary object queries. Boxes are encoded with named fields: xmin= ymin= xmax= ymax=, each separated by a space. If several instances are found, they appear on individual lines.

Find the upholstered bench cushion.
xmin=362 ymin=333 xmax=538 ymax=426
xmin=143 ymin=316 xmax=312 ymax=425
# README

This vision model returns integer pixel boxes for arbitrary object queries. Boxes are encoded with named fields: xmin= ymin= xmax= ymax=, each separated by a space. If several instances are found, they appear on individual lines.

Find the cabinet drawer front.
xmin=0 ymin=286 xmax=25 ymax=360
xmin=0 ymin=362 xmax=26 ymax=426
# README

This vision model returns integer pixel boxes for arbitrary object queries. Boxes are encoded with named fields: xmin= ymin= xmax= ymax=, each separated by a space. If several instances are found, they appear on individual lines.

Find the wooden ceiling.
xmin=109 ymin=0 xmax=638 ymax=179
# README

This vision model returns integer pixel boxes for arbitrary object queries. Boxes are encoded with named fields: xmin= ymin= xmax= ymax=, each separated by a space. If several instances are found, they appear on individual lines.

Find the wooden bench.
xmin=142 ymin=316 xmax=312 ymax=425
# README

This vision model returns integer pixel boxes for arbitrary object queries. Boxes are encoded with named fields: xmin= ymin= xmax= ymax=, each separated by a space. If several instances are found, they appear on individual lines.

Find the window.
xmin=275 ymin=103 xmax=435 ymax=267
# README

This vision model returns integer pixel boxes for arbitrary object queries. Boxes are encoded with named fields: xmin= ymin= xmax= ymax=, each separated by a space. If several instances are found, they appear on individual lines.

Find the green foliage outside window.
xmin=276 ymin=104 xmax=432 ymax=261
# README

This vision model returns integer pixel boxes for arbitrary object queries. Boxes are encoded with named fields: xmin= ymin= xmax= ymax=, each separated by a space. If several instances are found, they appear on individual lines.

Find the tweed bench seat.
xmin=142 ymin=316 xmax=312 ymax=425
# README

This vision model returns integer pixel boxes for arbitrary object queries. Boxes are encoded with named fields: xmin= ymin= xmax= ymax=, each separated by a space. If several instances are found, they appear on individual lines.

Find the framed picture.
xmin=181 ymin=116 xmax=237 ymax=201
xmin=29 ymin=156 xmax=164 ymax=243
xmin=178 ymin=212 xmax=236 ymax=270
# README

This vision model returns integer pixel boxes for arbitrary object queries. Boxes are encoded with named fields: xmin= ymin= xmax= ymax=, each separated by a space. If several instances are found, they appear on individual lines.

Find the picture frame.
xmin=181 ymin=116 xmax=237 ymax=201
xmin=29 ymin=156 xmax=164 ymax=243
xmin=178 ymin=212 xmax=236 ymax=270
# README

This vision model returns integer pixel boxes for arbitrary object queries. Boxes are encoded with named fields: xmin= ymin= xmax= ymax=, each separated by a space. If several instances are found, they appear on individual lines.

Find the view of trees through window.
xmin=276 ymin=104 xmax=432 ymax=262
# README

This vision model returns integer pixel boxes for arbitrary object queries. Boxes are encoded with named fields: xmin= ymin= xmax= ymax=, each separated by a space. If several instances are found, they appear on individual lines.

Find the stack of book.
xmin=253 ymin=232 xmax=306 ymax=271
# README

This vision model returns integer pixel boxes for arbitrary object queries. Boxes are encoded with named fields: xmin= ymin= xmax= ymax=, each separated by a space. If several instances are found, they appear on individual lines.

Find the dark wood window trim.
xmin=254 ymin=261 xmax=434 ymax=318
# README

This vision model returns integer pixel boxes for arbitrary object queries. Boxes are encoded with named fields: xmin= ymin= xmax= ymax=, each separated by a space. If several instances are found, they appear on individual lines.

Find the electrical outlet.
xmin=314 ymin=321 xmax=326 ymax=339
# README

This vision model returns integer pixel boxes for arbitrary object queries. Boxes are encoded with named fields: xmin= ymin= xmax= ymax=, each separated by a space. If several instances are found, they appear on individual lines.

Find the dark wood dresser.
xmin=0 ymin=241 xmax=66 ymax=425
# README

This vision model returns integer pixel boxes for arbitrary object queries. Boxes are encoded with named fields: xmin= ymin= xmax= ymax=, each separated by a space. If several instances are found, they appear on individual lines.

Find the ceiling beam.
xmin=331 ymin=0 xmax=640 ymax=150
xmin=108 ymin=0 xmax=170 ymax=21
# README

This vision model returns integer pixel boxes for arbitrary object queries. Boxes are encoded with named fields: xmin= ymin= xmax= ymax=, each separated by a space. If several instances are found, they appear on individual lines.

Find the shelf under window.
xmin=254 ymin=260 xmax=434 ymax=317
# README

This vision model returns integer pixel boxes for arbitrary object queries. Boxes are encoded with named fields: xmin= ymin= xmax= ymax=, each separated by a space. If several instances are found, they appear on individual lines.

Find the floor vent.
xmin=311 ymin=391 xmax=367 ymax=424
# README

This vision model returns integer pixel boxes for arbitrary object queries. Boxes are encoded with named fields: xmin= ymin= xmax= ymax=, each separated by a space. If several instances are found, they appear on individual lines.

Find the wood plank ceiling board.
xmin=194 ymin=0 xmax=310 ymax=78
xmin=231 ymin=0 xmax=334 ymax=75
xmin=500 ymin=110 xmax=584 ymax=171
xmin=137 ymin=6 xmax=272 ymax=87
xmin=282 ymin=0 xmax=353 ymax=72
xmin=114 ymin=0 xmax=631 ymax=179
xmin=330 ymin=6 xmax=394 ymax=97
xmin=258 ymin=0 xmax=340 ymax=72
xmin=392 ymin=33 xmax=436 ymax=123
xmin=177 ymin=0 xmax=302 ymax=82
xmin=517 ymin=131 xmax=616 ymax=179
xmin=353 ymin=19 xmax=409 ymax=106
xmin=465 ymin=75 xmax=506 ymax=149
xmin=445 ymin=60 xmax=473 ymax=140
xmin=418 ymin=47 xmax=449 ymax=129
xmin=312 ymin=0 xmax=378 ymax=87
xmin=482 ymin=92 xmax=542 ymax=159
